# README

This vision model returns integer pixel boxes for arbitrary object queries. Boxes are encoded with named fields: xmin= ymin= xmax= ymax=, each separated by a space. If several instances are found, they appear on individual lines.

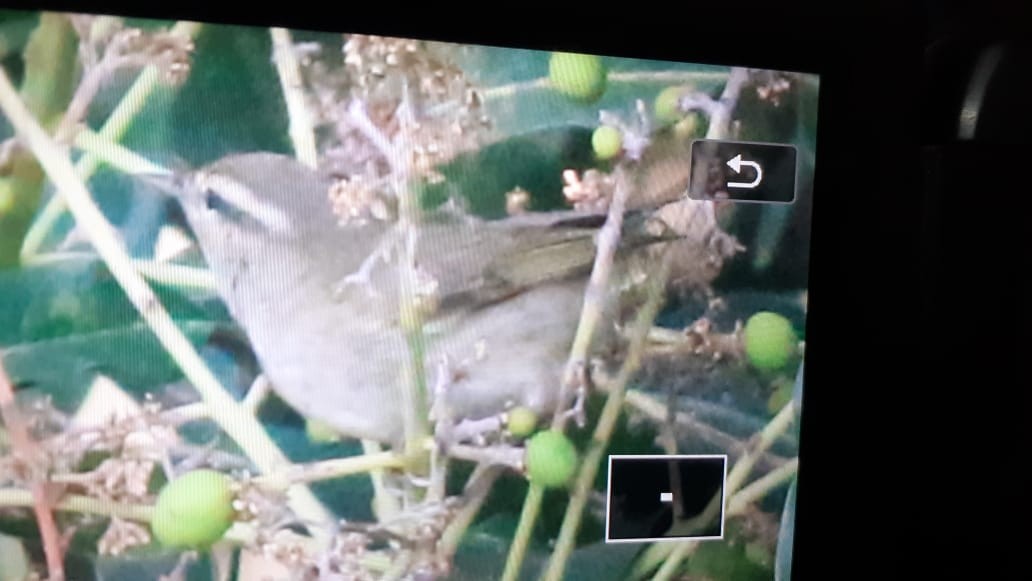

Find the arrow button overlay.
xmin=688 ymin=139 xmax=797 ymax=203
xmin=726 ymin=153 xmax=764 ymax=189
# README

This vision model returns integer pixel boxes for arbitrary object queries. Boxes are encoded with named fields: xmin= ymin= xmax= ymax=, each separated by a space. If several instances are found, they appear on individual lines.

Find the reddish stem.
xmin=0 ymin=356 xmax=65 ymax=580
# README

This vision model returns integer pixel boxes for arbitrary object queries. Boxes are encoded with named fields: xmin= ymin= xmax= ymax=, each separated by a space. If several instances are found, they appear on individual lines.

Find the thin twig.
xmin=18 ymin=251 xmax=217 ymax=292
xmin=18 ymin=20 xmax=203 ymax=262
xmin=727 ymin=457 xmax=798 ymax=514
xmin=241 ymin=375 xmax=271 ymax=415
xmin=251 ymin=451 xmax=405 ymax=487
xmin=554 ymin=163 xmax=632 ymax=429
xmin=131 ymin=259 xmax=217 ymax=290
xmin=705 ymin=66 xmax=750 ymax=140
xmin=540 ymin=249 xmax=673 ymax=581
xmin=621 ymin=389 xmax=790 ymax=473
xmin=501 ymin=165 xmax=634 ymax=581
xmin=393 ymin=88 xmax=431 ymax=489
xmin=725 ymin=401 xmax=797 ymax=495
xmin=270 ymin=28 xmax=318 ymax=168
xmin=0 ymin=358 xmax=65 ymax=581
xmin=631 ymin=400 xmax=798 ymax=580
xmin=429 ymin=70 xmax=729 ymax=117
xmin=499 ymin=483 xmax=545 ymax=581
xmin=73 ymin=127 xmax=171 ymax=176
xmin=363 ymin=439 xmax=401 ymax=521
xmin=0 ymin=67 xmax=335 ymax=546
xmin=0 ymin=487 xmax=155 ymax=522
xmin=438 ymin=464 xmax=504 ymax=559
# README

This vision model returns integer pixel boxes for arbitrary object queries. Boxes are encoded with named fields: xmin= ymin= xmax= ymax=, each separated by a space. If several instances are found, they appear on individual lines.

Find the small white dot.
xmin=660 ymin=492 xmax=673 ymax=503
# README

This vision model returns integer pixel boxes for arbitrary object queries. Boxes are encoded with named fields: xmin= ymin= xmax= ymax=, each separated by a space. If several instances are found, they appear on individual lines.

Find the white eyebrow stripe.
xmin=194 ymin=171 xmax=293 ymax=234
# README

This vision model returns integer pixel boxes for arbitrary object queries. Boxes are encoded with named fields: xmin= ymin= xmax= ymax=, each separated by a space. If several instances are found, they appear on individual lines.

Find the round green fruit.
xmin=767 ymin=380 xmax=794 ymax=415
xmin=305 ymin=418 xmax=342 ymax=443
xmin=744 ymin=312 xmax=799 ymax=372
xmin=654 ymin=85 xmax=691 ymax=125
xmin=506 ymin=406 xmax=539 ymax=439
xmin=549 ymin=52 xmax=607 ymax=102
xmin=152 ymin=470 xmax=235 ymax=549
xmin=592 ymin=125 xmax=623 ymax=160
xmin=525 ymin=429 xmax=578 ymax=488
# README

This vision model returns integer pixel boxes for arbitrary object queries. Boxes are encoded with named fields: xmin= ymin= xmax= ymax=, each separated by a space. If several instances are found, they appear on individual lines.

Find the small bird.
xmin=148 ymin=152 xmax=666 ymax=446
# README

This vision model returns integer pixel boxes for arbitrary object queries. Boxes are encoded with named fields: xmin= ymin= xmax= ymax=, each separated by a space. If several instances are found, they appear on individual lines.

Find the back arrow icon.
xmin=726 ymin=154 xmax=763 ymax=189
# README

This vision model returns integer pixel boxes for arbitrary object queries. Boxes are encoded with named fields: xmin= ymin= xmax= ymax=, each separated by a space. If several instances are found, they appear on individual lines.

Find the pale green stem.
xmin=0 ymin=68 xmax=334 ymax=546
xmin=554 ymin=163 xmax=631 ymax=428
xmin=631 ymin=401 xmax=798 ymax=579
xmin=652 ymin=541 xmax=699 ymax=581
xmin=21 ymin=251 xmax=217 ymax=291
xmin=363 ymin=439 xmax=401 ymax=521
xmin=270 ymin=27 xmax=318 ymax=168
xmin=241 ymin=375 xmax=271 ymax=415
xmin=253 ymin=450 xmax=405 ymax=487
xmin=651 ymin=458 xmax=798 ymax=581
xmin=725 ymin=401 xmax=797 ymax=495
xmin=431 ymin=70 xmax=729 ymax=116
xmin=540 ymin=252 xmax=672 ymax=581
xmin=727 ymin=457 xmax=798 ymax=514
xmin=500 ymin=483 xmax=545 ymax=581
xmin=501 ymin=166 xmax=634 ymax=581
xmin=394 ymin=95 xmax=431 ymax=478
xmin=438 ymin=465 xmax=503 ymax=559
xmin=19 ymin=20 xmax=203 ymax=261
xmin=73 ymin=127 xmax=171 ymax=175
xmin=131 ymin=259 xmax=217 ymax=290
xmin=0 ymin=488 xmax=155 ymax=522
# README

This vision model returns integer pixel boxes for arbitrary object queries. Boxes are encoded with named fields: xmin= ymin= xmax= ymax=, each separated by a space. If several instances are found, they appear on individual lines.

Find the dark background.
xmin=2 ymin=0 xmax=1028 ymax=578
xmin=608 ymin=457 xmax=726 ymax=541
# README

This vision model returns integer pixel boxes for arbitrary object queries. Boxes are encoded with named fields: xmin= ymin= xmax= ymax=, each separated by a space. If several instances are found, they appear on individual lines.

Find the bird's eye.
xmin=204 ymin=189 xmax=224 ymax=211
xmin=202 ymin=187 xmax=250 ymax=224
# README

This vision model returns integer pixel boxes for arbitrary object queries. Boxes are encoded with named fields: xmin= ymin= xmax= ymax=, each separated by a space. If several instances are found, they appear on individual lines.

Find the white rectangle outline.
xmin=685 ymin=138 xmax=799 ymax=205
xmin=604 ymin=454 xmax=729 ymax=544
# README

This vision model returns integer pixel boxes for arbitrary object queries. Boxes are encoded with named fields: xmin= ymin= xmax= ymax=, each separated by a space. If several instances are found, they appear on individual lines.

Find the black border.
xmin=8 ymin=1 xmax=1026 ymax=578
xmin=0 ymin=3 xmax=914 ymax=579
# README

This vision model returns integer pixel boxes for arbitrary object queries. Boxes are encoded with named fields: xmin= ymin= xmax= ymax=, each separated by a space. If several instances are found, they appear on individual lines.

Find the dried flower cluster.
xmin=247 ymin=498 xmax=462 ymax=580
xmin=751 ymin=70 xmax=796 ymax=107
xmin=562 ymin=168 xmax=616 ymax=212
xmin=293 ymin=34 xmax=492 ymax=226
xmin=69 ymin=15 xmax=194 ymax=85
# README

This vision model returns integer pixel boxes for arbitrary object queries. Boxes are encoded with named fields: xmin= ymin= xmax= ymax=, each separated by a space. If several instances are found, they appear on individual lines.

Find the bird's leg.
xmin=333 ymin=225 xmax=405 ymax=299
xmin=558 ymin=361 xmax=590 ymax=428
xmin=447 ymin=416 xmax=506 ymax=445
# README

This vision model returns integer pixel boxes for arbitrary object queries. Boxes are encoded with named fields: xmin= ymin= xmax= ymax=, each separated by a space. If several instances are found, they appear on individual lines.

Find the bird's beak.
xmin=137 ymin=170 xmax=185 ymax=198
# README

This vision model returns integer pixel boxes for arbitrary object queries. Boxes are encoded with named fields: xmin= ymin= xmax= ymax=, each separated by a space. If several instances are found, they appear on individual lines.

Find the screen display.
xmin=0 ymin=10 xmax=817 ymax=580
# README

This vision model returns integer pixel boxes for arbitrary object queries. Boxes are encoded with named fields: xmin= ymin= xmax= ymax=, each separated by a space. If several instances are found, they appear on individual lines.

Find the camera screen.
xmin=0 ymin=9 xmax=816 ymax=580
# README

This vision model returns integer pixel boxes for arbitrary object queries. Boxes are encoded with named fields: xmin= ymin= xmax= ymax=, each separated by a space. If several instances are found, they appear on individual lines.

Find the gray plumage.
xmin=162 ymin=152 xmax=643 ymax=445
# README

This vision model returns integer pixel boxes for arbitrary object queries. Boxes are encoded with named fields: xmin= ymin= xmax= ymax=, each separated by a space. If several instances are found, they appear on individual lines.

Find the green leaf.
xmin=125 ymin=24 xmax=291 ymax=166
xmin=422 ymin=125 xmax=594 ymax=218
xmin=2 ymin=320 xmax=224 ymax=409
xmin=462 ymin=47 xmax=729 ymax=138
xmin=0 ymin=532 xmax=31 ymax=581
xmin=0 ymin=254 xmax=225 ymax=345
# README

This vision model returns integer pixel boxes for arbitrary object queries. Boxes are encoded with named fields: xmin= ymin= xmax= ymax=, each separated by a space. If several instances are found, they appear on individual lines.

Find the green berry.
xmin=767 ymin=380 xmax=794 ymax=415
xmin=673 ymin=112 xmax=701 ymax=139
xmin=592 ymin=126 xmax=623 ymax=160
xmin=549 ymin=52 xmax=607 ymax=102
xmin=525 ymin=430 xmax=578 ymax=488
xmin=152 ymin=470 xmax=235 ymax=550
xmin=506 ymin=406 xmax=539 ymax=438
xmin=305 ymin=418 xmax=342 ymax=443
xmin=744 ymin=312 xmax=798 ymax=372
xmin=654 ymin=85 xmax=691 ymax=125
